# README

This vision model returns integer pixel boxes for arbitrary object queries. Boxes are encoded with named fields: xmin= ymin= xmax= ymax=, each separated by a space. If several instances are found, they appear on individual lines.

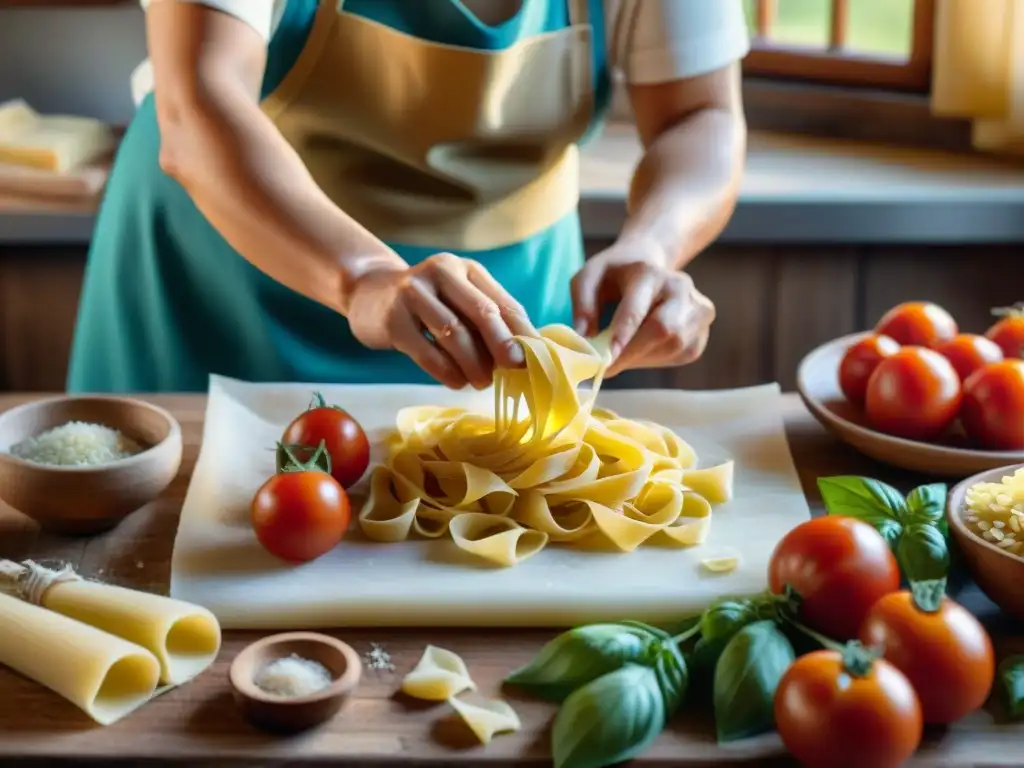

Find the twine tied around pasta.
xmin=0 ymin=559 xmax=82 ymax=605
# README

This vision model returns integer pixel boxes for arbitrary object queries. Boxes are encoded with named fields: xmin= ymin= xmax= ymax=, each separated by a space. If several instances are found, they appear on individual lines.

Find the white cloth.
xmin=133 ymin=0 xmax=749 ymax=104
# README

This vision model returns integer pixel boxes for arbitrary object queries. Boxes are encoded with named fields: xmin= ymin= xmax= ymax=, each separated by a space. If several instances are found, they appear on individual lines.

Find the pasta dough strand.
xmin=358 ymin=325 xmax=734 ymax=565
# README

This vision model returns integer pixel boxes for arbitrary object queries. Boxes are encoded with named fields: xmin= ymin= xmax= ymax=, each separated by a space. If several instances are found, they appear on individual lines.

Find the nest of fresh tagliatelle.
xmin=356 ymin=324 xmax=735 ymax=566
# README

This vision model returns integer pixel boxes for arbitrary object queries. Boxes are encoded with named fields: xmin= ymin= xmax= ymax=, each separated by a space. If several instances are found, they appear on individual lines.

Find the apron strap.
xmin=567 ymin=0 xmax=589 ymax=27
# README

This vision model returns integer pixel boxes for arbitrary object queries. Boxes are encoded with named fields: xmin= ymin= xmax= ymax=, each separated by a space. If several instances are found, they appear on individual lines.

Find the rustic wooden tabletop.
xmin=0 ymin=393 xmax=1021 ymax=767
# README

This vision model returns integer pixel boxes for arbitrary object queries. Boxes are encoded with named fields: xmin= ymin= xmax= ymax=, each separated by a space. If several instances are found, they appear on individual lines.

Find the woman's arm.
xmin=147 ymin=2 xmax=406 ymax=315
xmin=620 ymin=62 xmax=747 ymax=270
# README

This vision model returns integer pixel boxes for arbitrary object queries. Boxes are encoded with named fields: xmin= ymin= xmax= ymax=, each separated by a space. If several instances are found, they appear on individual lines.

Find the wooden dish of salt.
xmin=0 ymin=396 xmax=182 ymax=534
xmin=229 ymin=632 xmax=362 ymax=734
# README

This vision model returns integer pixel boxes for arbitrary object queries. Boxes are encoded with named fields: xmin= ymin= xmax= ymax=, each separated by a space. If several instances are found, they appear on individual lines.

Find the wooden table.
xmin=1 ymin=393 xmax=1021 ymax=767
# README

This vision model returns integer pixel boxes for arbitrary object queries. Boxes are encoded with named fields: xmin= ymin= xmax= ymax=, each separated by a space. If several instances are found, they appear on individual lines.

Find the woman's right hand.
xmin=346 ymin=253 xmax=537 ymax=389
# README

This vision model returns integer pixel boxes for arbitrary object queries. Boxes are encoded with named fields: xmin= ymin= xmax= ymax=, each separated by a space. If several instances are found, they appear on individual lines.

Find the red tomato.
xmin=875 ymin=301 xmax=958 ymax=348
xmin=768 ymin=517 xmax=900 ymax=640
xmin=960 ymin=359 xmax=1024 ymax=450
xmin=860 ymin=588 xmax=995 ymax=724
xmin=864 ymin=347 xmax=962 ymax=441
xmin=775 ymin=650 xmax=923 ymax=768
xmin=935 ymin=333 xmax=1003 ymax=382
xmin=985 ymin=303 xmax=1024 ymax=359
xmin=839 ymin=334 xmax=901 ymax=406
xmin=251 ymin=471 xmax=350 ymax=563
xmin=282 ymin=393 xmax=370 ymax=489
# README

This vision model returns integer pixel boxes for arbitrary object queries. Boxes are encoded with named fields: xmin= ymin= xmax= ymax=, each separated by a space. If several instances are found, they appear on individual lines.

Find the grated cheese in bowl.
xmin=254 ymin=654 xmax=334 ymax=698
xmin=7 ymin=421 xmax=143 ymax=467
xmin=963 ymin=467 xmax=1024 ymax=559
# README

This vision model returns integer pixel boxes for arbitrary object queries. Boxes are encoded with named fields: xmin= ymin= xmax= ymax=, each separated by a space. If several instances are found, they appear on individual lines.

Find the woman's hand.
xmin=571 ymin=237 xmax=715 ymax=376
xmin=346 ymin=253 xmax=537 ymax=389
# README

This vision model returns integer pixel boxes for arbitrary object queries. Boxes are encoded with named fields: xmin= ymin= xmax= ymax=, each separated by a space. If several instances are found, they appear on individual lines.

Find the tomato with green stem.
xmin=875 ymin=301 xmax=957 ymax=348
xmin=864 ymin=347 xmax=962 ymax=441
xmin=859 ymin=579 xmax=995 ymax=724
xmin=768 ymin=516 xmax=900 ymax=640
xmin=935 ymin=333 xmax=1003 ymax=382
xmin=960 ymin=359 xmax=1024 ymax=450
xmin=279 ymin=392 xmax=370 ymax=489
xmin=253 ymin=442 xmax=350 ymax=563
xmin=839 ymin=334 xmax=901 ymax=406
xmin=985 ymin=302 xmax=1024 ymax=360
xmin=774 ymin=644 xmax=923 ymax=768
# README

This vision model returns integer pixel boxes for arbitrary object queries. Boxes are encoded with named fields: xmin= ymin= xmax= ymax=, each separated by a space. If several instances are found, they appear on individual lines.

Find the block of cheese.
xmin=0 ymin=592 xmax=161 ymax=726
xmin=0 ymin=99 xmax=115 ymax=173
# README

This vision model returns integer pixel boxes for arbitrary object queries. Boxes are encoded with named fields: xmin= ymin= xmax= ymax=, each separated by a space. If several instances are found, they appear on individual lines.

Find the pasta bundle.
xmin=358 ymin=324 xmax=734 ymax=566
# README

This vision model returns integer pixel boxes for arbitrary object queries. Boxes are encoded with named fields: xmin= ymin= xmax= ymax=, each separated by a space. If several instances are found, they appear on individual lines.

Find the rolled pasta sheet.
xmin=448 ymin=696 xmax=521 ymax=744
xmin=40 ymin=579 xmax=221 ymax=685
xmin=401 ymin=645 xmax=476 ymax=701
xmin=448 ymin=512 xmax=548 ymax=566
xmin=0 ymin=592 xmax=160 ymax=726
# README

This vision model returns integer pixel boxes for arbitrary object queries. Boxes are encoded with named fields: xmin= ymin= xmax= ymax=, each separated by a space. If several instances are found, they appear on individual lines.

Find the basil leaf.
xmin=998 ymin=655 xmax=1024 ymax=721
xmin=619 ymin=619 xmax=672 ymax=640
xmin=906 ymin=483 xmax=948 ymax=535
xmin=652 ymin=640 xmax=689 ymax=714
xmin=552 ymin=664 xmax=665 ymax=768
xmin=699 ymin=599 xmax=759 ymax=644
xmin=818 ymin=476 xmax=907 ymax=547
xmin=897 ymin=522 xmax=950 ymax=582
xmin=713 ymin=620 xmax=796 ymax=743
xmin=506 ymin=623 xmax=656 ymax=702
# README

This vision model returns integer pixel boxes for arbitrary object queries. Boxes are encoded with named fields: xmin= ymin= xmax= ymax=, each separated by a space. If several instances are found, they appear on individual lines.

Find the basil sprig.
xmin=998 ymin=655 xmax=1024 ymax=722
xmin=817 ymin=476 xmax=949 ymax=582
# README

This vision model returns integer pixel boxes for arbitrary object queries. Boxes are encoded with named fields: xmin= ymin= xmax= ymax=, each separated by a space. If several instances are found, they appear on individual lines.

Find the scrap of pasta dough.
xmin=448 ymin=696 xmax=522 ymax=744
xmin=701 ymin=555 xmax=740 ymax=574
xmin=401 ymin=645 xmax=476 ymax=701
xmin=358 ymin=324 xmax=736 ymax=563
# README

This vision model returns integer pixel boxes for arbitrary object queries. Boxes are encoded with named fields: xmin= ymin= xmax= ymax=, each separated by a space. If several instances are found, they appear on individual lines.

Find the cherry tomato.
xmin=960 ymin=359 xmax=1024 ymax=450
xmin=775 ymin=650 xmax=923 ymax=768
xmin=281 ymin=393 xmax=370 ymax=489
xmin=935 ymin=333 xmax=1003 ymax=382
xmin=768 ymin=517 xmax=900 ymax=640
xmin=839 ymin=334 xmax=901 ymax=406
xmin=859 ymin=586 xmax=995 ymax=724
xmin=875 ymin=301 xmax=958 ymax=348
xmin=251 ymin=470 xmax=350 ymax=563
xmin=864 ymin=347 xmax=962 ymax=441
xmin=985 ymin=303 xmax=1024 ymax=360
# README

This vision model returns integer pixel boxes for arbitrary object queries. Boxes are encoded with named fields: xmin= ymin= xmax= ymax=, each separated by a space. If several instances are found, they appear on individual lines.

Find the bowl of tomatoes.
xmin=797 ymin=301 xmax=1024 ymax=476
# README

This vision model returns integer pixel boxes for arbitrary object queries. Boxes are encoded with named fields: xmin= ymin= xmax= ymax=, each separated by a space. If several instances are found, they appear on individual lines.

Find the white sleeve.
xmin=138 ymin=0 xmax=278 ymax=41
xmin=605 ymin=0 xmax=750 ymax=84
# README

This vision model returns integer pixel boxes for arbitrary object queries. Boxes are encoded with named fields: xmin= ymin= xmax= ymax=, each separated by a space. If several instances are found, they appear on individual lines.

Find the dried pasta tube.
xmin=0 ymin=592 xmax=161 ymax=725
xmin=3 ymin=560 xmax=221 ymax=685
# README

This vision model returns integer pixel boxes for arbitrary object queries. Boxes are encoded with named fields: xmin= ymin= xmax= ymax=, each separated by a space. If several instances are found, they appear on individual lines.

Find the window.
xmin=743 ymin=0 xmax=935 ymax=92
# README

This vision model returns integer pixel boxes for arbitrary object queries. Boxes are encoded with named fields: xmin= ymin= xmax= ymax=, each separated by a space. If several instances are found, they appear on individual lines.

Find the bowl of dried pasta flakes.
xmin=947 ymin=463 xmax=1024 ymax=620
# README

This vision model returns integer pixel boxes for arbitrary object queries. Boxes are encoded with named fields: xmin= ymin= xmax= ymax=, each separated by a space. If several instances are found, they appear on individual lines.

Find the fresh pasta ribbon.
xmin=401 ymin=645 xmax=476 ymax=701
xmin=358 ymin=324 xmax=735 ymax=565
xmin=448 ymin=696 xmax=522 ymax=744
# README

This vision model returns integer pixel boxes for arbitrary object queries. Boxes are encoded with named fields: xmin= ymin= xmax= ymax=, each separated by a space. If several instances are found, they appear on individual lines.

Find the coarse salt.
xmin=253 ymin=654 xmax=333 ymax=698
xmin=7 ymin=421 xmax=142 ymax=467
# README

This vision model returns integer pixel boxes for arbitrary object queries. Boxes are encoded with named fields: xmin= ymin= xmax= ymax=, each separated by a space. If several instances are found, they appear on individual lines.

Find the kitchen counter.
xmin=4 ymin=127 xmax=1024 ymax=246
xmin=1 ymin=392 xmax=1021 ymax=766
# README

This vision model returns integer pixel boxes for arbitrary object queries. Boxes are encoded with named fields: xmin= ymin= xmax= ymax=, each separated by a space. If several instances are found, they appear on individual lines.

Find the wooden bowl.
xmin=0 ymin=396 xmax=182 ymax=534
xmin=229 ymin=632 xmax=362 ymax=734
xmin=947 ymin=465 xmax=1024 ymax=621
xmin=797 ymin=332 xmax=1024 ymax=477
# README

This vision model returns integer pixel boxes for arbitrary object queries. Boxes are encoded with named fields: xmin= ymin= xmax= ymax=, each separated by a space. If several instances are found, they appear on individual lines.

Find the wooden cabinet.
xmin=1 ymin=242 xmax=1022 ymax=392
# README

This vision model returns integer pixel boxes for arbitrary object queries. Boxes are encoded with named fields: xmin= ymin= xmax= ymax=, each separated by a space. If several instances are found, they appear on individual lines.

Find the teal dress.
xmin=66 ymin=0 xmax=611 ymax=393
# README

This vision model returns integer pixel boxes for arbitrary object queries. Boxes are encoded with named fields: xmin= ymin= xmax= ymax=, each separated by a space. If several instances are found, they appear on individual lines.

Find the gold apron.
xmin=262 ymin=0 xmax=594 ymax=251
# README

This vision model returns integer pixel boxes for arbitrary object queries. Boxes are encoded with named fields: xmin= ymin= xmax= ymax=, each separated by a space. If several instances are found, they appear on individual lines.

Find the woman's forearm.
xmin=157 ymin=80 xmax=406 ymax=315
xmin=621 ymin=103 xmax=747 ymax=271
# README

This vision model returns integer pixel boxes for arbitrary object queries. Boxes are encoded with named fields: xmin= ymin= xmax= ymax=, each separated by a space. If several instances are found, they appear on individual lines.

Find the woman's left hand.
xmin=570 ymin=237 xmax=715 ymax=376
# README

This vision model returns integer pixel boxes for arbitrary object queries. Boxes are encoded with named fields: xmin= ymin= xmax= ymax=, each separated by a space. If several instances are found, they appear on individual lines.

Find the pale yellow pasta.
xmin=701 ymin=555 xmax=740 ymax=574
xmin=447 ymin=696 xmax=522 ymax=744
xmin=358 ymin=324 xmax=735 ymax=565
xmin=963 ymin=468 xmax=1024 ymax=558
xmin=401 ymin=645 xmax=475 ymax=701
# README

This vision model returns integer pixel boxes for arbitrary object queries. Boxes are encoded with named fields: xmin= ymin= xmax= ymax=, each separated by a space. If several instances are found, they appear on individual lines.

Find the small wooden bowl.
xmin=229 ymin=632 xmax=362 ymax=734
xmin=947 ymin=464 xmax=1024 ymax=621
xmin=0 ymin=396 xmax=182 ymax=534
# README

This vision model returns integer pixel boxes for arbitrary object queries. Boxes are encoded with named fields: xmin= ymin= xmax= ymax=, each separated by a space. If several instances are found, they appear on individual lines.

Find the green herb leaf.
xmin=505 ymin=623 xmax=656 ymax=702
xmin=818 ymin=476 xmax=907 ymax=548
xmin=906 ymin=483 xmax=948 ymax=535
xmin=552 ymin=664 xmax=665 ymax=768
xmin=713 ymin=620 xmax=796 ymax=743
xmin=652 ymin=640 xmax=689 ymax=714
xmin=897 ymin=522 xmax=950 ymax=582
xmin=618 ymin=619 xmax=672 ymax=640
xmin=998 ymin=655 xmax=1024 ymax=721
xmin=699 ymin=599 xmax=759 ymax=645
